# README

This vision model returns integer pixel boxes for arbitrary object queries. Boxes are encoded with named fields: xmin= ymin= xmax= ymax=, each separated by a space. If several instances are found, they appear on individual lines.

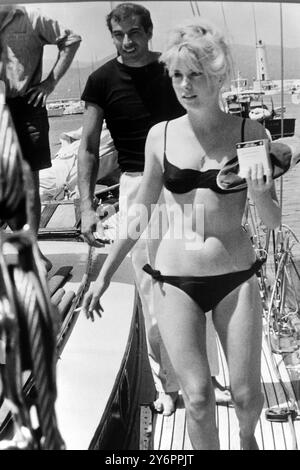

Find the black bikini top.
xmin=163 ymin=119 xmax=247 ymax=195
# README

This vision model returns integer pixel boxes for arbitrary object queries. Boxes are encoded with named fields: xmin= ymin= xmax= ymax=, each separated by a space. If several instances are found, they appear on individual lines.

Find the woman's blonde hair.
xmin=160 ymin=19 xmax=232 ymax=88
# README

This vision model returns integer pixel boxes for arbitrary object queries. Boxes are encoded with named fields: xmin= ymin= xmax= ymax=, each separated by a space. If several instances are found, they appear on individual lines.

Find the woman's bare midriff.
xmin=155 ymin=190 xmax=256 ymax=276
xmin=152 ymin=181 xmax=257 ymax=275
xmin=155 ymin=227 xmax=255 ymax=276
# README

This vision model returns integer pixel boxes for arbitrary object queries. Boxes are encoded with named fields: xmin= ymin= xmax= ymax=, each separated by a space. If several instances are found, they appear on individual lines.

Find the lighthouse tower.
xmin=253 ymin=39 xmax=271 ymax=92
xmin=256 ymin=39 xmax=269 ymax=82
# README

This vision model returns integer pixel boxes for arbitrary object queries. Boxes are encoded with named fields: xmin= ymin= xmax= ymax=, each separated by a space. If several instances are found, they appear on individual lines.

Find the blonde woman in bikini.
xmin=81 ymin=19 xmax=281 ymax=449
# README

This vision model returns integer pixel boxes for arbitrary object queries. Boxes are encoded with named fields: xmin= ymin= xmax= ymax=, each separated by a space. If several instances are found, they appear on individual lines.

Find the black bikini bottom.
xmin=143 ymin=258 xmax=265 ymax=313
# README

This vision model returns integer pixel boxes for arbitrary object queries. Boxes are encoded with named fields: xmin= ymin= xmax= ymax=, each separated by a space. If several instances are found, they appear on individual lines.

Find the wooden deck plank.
xmin=261 ymin=337 xmax=293 ymax=450
xmin=262 ymin=346 xmax=289 ymax=450
xmin=269 ymin=347 xmax=300 ymax=450
xmin=255 ymin=417 xmax=266 ymax=450
xmin=253 ymin=411 xmax=264 ymax=450
xmin=159 ymin=413 xmax=175 ymax=450
xmin=171 ymin=396 xmax=186 ymax=450
xmin=227 ymin=407 xmax=241 ymax=450
xmin=215 ymin=336 xmax=241 ymax=449
xmin=152 ymin=412 xmax=164 ymax=450
xmin=217 ymin=406 xmax=230 ymax=450
xmin=260 ymin=359 xmax=277 ymax=449
xmin=214 ymin=341 xmax=231 ymax=448
xmin=183 ymin=418 xmax=192 ymax=450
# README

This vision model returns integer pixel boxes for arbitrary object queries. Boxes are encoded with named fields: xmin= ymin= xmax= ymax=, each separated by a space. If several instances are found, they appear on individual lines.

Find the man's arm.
xmin=27 ymin=41 xmax=80 ymax=107
xmin=78 ymin=102 xmax=107 ymax=247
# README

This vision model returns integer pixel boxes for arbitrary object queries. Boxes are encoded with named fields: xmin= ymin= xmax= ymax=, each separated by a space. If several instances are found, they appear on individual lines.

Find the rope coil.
xmin=0 ymin=104 xmax=26 ymax=221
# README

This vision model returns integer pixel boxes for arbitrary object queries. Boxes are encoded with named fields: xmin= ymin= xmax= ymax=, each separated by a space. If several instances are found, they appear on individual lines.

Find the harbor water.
xmin=49 ymin=113 xmax=84 ymax=156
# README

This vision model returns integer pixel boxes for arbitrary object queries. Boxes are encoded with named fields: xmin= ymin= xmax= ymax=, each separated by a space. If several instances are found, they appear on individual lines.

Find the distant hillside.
xmin=46 ymin=45 xmax=300 ymax=101
xmin=44 ymin=54 xmax=115 ymax=101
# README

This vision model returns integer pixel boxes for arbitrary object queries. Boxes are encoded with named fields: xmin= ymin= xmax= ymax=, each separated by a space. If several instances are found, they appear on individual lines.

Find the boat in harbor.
xmin=63 ymin=100 xmax=84 ymax=115
xmin=47 ymin=100 xmax=84 ymax=118
xmin=47 ymin=102 xmax=65 ymax=118
xmin=223 ymin=88 xmax=296 ymax=140
xmin=222 ymin=38 xmax=296 ymax=140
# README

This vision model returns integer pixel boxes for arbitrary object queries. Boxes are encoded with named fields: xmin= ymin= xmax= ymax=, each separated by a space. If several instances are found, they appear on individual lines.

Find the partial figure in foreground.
xmin=0 ymin=88 xmax=64 ymax=450
xmin=0 ymin=4 xmax=81 ymax=272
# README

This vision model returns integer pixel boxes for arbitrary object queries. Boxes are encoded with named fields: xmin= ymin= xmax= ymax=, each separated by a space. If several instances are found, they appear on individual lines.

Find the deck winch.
xmin=265 ymin=406 xmax=298 ymax=422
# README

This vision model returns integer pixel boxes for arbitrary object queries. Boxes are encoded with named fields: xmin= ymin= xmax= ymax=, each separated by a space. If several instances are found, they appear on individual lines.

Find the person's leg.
xmin=6 ymin=98 xmax=52 ymax=272
xmin=154 ymin=281 xmax=219 ymax=450
xmin=6 ymin=171 xmax=52 ymax=272
xmin=206 ymin=312 xmax=232 ymax=405
xmin=0 ymin=339 xmax=5 ymax=407
xmin=119 ymin=174 xmax=179 ymax=415
xmin=213 ymin=276 xmax=264 ymax=450
xmin=28 ymin=171 xmax=52 ymax=272
xmin=132 ymin=240 xmax=179 ymax=415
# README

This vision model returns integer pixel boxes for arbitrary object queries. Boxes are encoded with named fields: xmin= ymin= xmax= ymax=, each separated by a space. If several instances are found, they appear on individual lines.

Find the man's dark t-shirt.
xmin=81 ymin=57 xmax=185 ymax=172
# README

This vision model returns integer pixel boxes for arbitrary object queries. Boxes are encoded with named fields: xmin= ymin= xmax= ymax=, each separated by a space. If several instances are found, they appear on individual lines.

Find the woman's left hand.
xmin=81 ymin=276 xmax=110 ymax=322
xmin=245 ymin=162 xmax=273 ymax=195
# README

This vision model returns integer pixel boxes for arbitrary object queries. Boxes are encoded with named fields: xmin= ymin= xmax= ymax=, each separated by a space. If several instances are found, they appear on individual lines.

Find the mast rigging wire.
xmin=189 ymin=1 xmax=195 ymax=17
xmin=252 ymin=3 xmax=258 ymax=46
xmin=220 ymin=2 xmax=237 ymax=82
xmin=189 ymin=1 xmax=201 ymax=17
xmin=279 ymin=3 xmax=284 ymax=225
xmin=195 ymin=2 xmax=201 ymax=17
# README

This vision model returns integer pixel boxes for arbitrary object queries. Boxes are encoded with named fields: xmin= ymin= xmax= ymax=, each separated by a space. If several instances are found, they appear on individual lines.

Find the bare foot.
xmin=212 ymin=376 xmax=233 ymax=406
xmin=153 ymin=391 xmax=178 ymax=416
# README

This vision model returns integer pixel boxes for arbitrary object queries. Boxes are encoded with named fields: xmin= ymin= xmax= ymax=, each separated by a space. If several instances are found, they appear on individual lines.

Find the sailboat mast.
xmin=221 ymin=2 xmax=236 ymax=81
xmin=279 ymin=2 xmax=284 ymax=217
xmin=280 ymin=3 xmax=284 ymax=139
xmin=252 ymin=3 xmax=258 ymax=46
xmin=252 ymin=3 xmax=261 ymax=91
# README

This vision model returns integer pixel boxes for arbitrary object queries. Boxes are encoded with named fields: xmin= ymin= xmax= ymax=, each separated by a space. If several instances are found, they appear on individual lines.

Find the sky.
xmin=14 ymin=1 xmax=300 ymax=65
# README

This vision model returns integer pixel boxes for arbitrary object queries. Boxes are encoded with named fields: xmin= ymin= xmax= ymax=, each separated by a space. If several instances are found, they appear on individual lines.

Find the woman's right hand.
xmin=81 ymin=275 xmax=110 ymax=321
xmin=81 ymin=208 xmax=110 ymax=247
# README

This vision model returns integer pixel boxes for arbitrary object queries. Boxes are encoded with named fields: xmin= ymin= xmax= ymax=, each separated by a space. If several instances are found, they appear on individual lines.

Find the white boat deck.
xmin=1 ymin=238 xmax=136 ymax=450
xmin=40 ymin=241 xmax=136 ymax=450
xmin=55 ymin=281 xmax=135 ymax=449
